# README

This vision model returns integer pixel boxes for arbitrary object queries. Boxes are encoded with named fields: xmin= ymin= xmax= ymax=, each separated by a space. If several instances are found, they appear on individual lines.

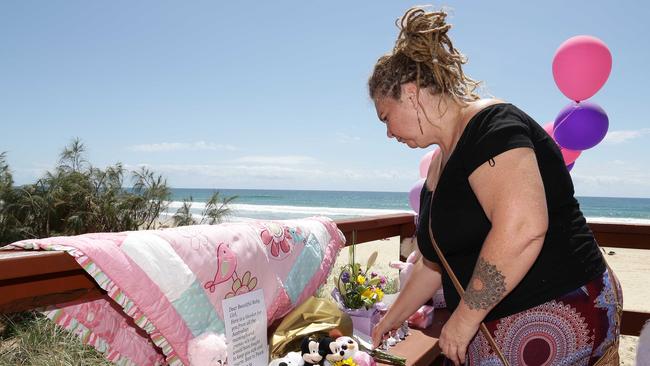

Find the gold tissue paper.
xmin=269 ymin=296 xmax=353 ymax=359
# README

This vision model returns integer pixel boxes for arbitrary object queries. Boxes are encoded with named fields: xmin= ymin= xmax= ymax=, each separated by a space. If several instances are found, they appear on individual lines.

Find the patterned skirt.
xmin=450 ymin=268 xmax=623 ymax=366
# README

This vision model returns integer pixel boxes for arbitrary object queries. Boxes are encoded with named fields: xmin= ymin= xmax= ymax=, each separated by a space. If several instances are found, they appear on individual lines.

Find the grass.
xmin=0 ymin=312 xmax=111 ymax=366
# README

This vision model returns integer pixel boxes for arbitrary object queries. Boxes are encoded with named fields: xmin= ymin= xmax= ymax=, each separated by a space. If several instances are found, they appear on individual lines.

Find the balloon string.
xmin=553 ymin=104 xmax=579 ymax=133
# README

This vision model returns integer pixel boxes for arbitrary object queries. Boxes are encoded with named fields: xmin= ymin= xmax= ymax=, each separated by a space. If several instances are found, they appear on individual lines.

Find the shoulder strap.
xmin=427 ymin=193 xmax=510 ymax=366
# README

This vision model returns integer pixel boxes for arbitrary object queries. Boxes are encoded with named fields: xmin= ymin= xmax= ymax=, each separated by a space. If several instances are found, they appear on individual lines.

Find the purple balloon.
xmin=566 ymin=162 xmax=575 ymax=172
xmin=408 ymin=178 xmax=425 ymax=213
xmin=554 ymin=101 xmax=609 ymax=150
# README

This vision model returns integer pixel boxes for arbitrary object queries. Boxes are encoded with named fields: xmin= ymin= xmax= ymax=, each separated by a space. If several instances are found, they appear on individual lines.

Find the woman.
xmin=369 ymin=7 xmax=622 ymax=366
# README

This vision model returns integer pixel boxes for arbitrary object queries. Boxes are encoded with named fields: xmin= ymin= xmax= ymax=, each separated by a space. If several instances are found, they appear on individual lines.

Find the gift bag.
xmin=268 ymin=296 xmax=353 ymax=359
xmin=341 ymin=305 xmax=382 ymax=345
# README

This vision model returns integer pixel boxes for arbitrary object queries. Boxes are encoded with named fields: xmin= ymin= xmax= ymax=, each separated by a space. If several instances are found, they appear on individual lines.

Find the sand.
xmin=602 ymin=247 xmax=650 ymax=365
xmin=322 ymin=237 xmax=647 ymax=365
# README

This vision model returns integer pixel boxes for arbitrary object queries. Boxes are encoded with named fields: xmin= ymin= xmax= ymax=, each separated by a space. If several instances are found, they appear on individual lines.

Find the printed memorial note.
xmin=223 ymin=289 xmax=268 ymax=366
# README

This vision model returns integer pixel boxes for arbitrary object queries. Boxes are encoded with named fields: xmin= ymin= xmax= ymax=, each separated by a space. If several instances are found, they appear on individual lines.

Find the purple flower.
xmin=380 ymin=276 xmax=387 ymax=284
xmin=371 ymin=272 xmax=377 ymax=278
xmin=341 ymin=271 xmax=350 ymax=283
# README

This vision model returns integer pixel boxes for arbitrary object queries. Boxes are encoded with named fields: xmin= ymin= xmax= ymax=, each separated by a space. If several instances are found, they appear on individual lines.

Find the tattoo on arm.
xmin=463 ymin=257 xmax=506 ymax=310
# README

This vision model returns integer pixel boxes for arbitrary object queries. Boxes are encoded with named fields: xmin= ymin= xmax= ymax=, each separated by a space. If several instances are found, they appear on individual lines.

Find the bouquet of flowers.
xmin=329 ymin=246 xmax=406 ymax=366
xmin=334 ymin=247 xmax=386 ymax=310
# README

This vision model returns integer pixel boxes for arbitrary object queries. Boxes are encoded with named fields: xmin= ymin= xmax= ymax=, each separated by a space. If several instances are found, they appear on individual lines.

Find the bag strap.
xmin=593 ymin=260 xmax=623 ymax=366
xmin=427 ymin=191 xmax=510 ymax=366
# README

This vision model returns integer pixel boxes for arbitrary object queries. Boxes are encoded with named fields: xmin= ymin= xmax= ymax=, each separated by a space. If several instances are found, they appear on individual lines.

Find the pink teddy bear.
xmin=389 ymin=250 xmax=445 ymax=330
xmin=187 ymin=332 xmax=228 ymax=366
xmin=389 ymin=250 xmax=421 ymax=290
xmin=390 ymin=249 xmax=445 ymax=308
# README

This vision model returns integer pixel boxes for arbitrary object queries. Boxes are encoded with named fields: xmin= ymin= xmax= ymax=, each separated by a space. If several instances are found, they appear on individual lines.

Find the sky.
xmin=1 ymin=1 xmax=649 ymax=197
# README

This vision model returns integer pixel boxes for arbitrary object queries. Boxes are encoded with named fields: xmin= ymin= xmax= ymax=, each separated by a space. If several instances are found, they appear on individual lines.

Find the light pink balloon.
xmin=408 ymin=178 xmax=425 ymax=213
xmin=552 ymin=35 xmax=612 ymax=102
xmin=543 ymin=121 xmax=582 ymax=165
xmin=567 ymin=161 xmax=575 ymax=172
xmin=419 ymin=148 xmax=440 ymax=178
xmin=543 ymin=122 xmax=554 ymax=137
xmin=561 ymin=147 xmax=581 ymax=165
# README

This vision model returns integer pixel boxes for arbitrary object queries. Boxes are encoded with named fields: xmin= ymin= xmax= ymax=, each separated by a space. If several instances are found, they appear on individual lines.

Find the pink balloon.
xmin=543 ymin=122 xmax=554 ymax=137
xmin=552 ymin=35 xmax=612 ymax=102
xmin=543 ymin=121 xmax=582 ymax=165
xmin=418 ymin=148 xmax=440 ymax=178
xmin=567 ymin=161 xmax=575 ymax=172
xmin=560 ymin=147 xmax=581 ymax=165
xmin=408 ymin=178 xmax=425 ymax=213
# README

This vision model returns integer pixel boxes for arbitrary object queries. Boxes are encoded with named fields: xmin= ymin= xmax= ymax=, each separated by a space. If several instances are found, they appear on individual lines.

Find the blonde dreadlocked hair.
xmin=368 ymin=6 xmax=481 ymax=106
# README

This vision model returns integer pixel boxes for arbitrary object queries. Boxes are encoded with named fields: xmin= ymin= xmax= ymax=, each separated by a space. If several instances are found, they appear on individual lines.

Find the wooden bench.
xmin=2 ymin=214 xmax=649 ymax=365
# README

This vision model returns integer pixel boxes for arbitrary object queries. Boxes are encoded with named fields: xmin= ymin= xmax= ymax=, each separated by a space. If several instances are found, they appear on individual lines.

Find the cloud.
xmin=124 ymin=162 xmax=414 ymax=188
xmin=125 ymin=163 xmax=326 ymax=181
xmin=336 ymin=133 xmax=361 ymax=144
xmin=9 ymin=163 xmax=54 ymax=181
xmin=233 ymin=155 xmax=317 ymax=165
xmin=127 ymin=141 xmax=237 ymax=152
xmin=603 ymin=128 xmax=650 ymax=144
xmin=338 ymin=169 xmax=403 ymax=181
xmin=572 ymin=174 xmax=648 ymax=186
xmin=544 ymin=156 xmax=650 ymax=197
xmin=571 ymin=159 xmax=650 ymax=197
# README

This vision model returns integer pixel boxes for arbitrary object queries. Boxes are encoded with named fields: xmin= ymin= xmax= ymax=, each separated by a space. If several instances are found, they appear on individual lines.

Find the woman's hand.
xmin=438 ymin=310 xmax=480 ymax=365
xmin=371 ymin=314 xmax=400 ymax=349
xmin=371 ymin=258 xmax=443 ymax=349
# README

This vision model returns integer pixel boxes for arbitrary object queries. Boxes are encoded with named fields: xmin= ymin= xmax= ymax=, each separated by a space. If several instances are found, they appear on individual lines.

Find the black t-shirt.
xmin=417 ymin=103 xmax=606 ymax=322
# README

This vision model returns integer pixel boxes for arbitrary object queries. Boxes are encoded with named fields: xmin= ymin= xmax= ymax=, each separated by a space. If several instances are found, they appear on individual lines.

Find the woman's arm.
xmin=372 ymin=146 xmax=446 ymax=347
xmin=439 ymin=147 xmax=548 ymax=365
xmin=371 ymin=257 xmax=443 ymax=347
xmin=461 ymin=147 xmax=548 ymax=323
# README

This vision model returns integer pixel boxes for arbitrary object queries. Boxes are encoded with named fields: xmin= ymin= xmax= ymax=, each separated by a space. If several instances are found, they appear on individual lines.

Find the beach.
xmin=601 ymin=246 xmax=649 ymax=365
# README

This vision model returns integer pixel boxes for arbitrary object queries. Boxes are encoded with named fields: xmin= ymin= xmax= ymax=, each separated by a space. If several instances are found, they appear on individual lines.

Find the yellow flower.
xmin=374 ymin=288 xmax=384 ymax=301
xmin=357 ymin=275 xmax=366 ymax=284
xmin=361 ymin=288 xmax=373 ymax=298
xmin=334 ymin=358 xmax=358 ymax=366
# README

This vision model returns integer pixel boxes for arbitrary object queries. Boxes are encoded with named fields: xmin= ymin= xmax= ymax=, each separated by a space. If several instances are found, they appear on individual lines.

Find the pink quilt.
xmin=2 ymin=217 xmax=345 ymax=365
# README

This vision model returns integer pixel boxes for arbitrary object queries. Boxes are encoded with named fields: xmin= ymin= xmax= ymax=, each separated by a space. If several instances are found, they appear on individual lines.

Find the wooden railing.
xmin=0 ymin=213 xmax=648 ymax=364
xmin=336 ymin=215 xmax=650 ymax=337
xmin=0 ymin=214 xmax=418 ymax=315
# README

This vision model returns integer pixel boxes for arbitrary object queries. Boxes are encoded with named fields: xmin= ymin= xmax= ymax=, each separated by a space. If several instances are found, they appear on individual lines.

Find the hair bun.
xmin=394 ymin=7 xmax=452 ymax=64
xmin=368 ymin=5 xmax=480 ymax=104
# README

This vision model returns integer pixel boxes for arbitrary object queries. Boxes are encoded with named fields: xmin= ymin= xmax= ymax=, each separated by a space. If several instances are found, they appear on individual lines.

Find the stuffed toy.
xmin=299 ymin=332 xmax=377 ymax=366
xmin=331 ymin=336 xmax=376 ymax=366
xmin=334 ymin=336 xmax=358 ymax=359
xmin=269 ymin=351 xmax=304 ymax=366
xmin=351 ymin=351 xmax=376 ymax=366
xmin=301 ymin=337 xmax=323 ymax=366
xmin=389 ymin=249 xmax=445 ymax=307
xmin=389 ymin=250 xmax=420 ymax=290
xmin=187 ymin=332 xmax=228 ymax=366
xmin=319 ymin=336 xmax=346 ymax=365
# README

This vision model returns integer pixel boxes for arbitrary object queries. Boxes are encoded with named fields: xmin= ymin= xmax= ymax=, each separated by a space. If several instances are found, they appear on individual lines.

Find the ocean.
xmin=165 ymin=188 xmax=650 ymax=224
